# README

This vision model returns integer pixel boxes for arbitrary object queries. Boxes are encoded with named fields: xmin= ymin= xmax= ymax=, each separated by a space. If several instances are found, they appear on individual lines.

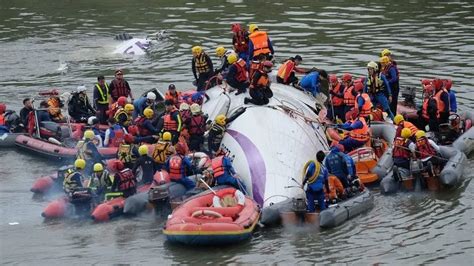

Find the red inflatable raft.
xmin=163 ymin=187 xmax=260 ymax=245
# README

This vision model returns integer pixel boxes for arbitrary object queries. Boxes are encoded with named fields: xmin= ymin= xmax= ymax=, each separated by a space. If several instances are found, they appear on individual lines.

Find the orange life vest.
xmin=249 ymin=61 xmax=262 ymax=81
xmin=398 ymin=121 xmax=418 ymax=137
xmin=117 ymin=169 xmax=135 ymax=191
xmin=252 ymin=70 xmax=269 ymax=89
xmin=108 ymin=102 xmax=120 ymax=119
xmin=277 ymin=60 xmax=295 ymax=84
xmin=343 ymin=86 xmax=356 ymax=106
xmin=234 ymin=59 xmax=248 ymax=82
xmin=434 ymin=89 xmax=449 ymax=116
xmin=168 ymin=155 xmax=184 ymax=180
xmin=422 ymin=97 xmax=431 ymax=120
xmin=354 ymin=93 xmax=373 ymax=117
xmin=330 ymin=83 xmax=345 ymax=107
xmin=393 ymin=137 xmax=411 ymax=159
xmin=0 ymin=114 xmax=4 ymax=126
xmin=211 ymin=155 xmax=225 ymax=178
xmin=165 ymin=91 xmax=181 ymax=106
xmin=416 ymin=137 xmax=437 ymax=159
xmin=249 ymin=31 xmax=271 ymax=57
xmin=349 ymin=117 xmax=370 ymax=142
xmin=163 ymin=108 xmax=179 ymax=131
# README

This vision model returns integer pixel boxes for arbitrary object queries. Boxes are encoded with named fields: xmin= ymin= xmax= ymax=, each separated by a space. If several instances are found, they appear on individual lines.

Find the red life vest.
xmin=251 ymin=70 xmax=269 ymax=89
xmin=233 ymin=31 xmax=248 ymax=53
xmin=188 ymin=115 xmax=206 ymax=135
xmin=163 ymin=109 xmax=179 ymax=131
xmin=110 ymin=127 xmax=125 ymax=147
xmin=168 ymin=155 xmax=183 ymax=180
xmin=117 ymin=169 xmax=136 ymax=191
xmin=110 ymin=79 xmax=129 ymax=100
xmin=249 ymin=31 xmax=271 ymax=57
xmin=330 ymin=83 xmax=345 ymax=107
xmin=234 ymin=59 xmax=248 ymax=82
xmin=422 ymin=97 xmax=432 ymax=120
xmin=393 ymin=137 xmax=411 ymax=159
xmin=349 ymin=117 xmax=370 ymax=142
xmin=27 ymin=111 xmax=36 ymax=135
xmin=343 ymin=86 xmax=356 ymax=106
xmin=277 ymin=60 xmax=295 ymax=84
xmin=165 ymin=91 xmax=181 ymax=106
xmin=416 ymin=137 xmax=437 ymax=159
xmin=211 ymin=155 xmax=225 ymax=178
xmin=0 ymin=114 xmax=5 ymax=126
xmin=354 ymin=93 xmax=373 ymax=117
xmin=135 ymin=117 xmax=150 ymax=136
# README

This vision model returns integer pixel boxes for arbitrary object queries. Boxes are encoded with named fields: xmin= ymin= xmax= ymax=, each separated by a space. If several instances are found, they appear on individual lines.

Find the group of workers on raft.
xmin=0 ymin=23 xmax=460 ymax=215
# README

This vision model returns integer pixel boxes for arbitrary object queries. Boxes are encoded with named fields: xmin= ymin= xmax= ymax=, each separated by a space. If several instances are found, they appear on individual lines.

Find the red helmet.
xmin=421 ymin=79 xmax=432 ymax=86
xmin=424 ymin=85 xmax=434 ymax=95
xmin=124 ymin=134 xmax=134 ymax=144
xmin=117 ymin=96 xmax=127 ymax=107
xmin=354 ymin=80 xmax=364 ymax=92
xmin=329 ymin=74 xmax=338 ymax=84
xmin=115 ymin=160 xmax=125 ymax=171
xmin=0 ymin=103 xmax=5 ymax=114
xmin=127 ymin=125 xmax=139 ymax=136
xmin=432 ymin=79 xmax=443 ymax=90
xmin=231 ymin=23 xmax=242 ymax=33
xmin=175 ymin=142 xmax=186 ymax=155
xmin=262 ymin=61 xmax=273 ymax=68
xmin=443 ymin=79 xmax=452 ymax=90
xmin=342 ymin=73 xmax=352 ymax=82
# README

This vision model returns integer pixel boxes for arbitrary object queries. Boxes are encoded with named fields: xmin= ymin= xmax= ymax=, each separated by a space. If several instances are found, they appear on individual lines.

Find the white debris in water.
xmin=8 ymin=222 xmax=19 ymax=225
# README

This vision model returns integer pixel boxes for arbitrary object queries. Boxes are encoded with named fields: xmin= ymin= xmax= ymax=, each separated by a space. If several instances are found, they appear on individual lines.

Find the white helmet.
xmin=76 ymin=85 xmax=87 ymax=93
xmin=190 ymin=103 xmax=201 ymax=115
xmin=87 ymin=116 xmax=98 ymax=125
xmin=179 ymin=103 xmax=190 ymax=111
xmin=146 ymin=92 xmax=156 ymax=101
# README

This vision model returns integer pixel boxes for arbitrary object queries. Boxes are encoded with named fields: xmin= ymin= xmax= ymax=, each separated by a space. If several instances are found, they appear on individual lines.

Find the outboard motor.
xmin=401 ymin=86 xmax=417 ymax=107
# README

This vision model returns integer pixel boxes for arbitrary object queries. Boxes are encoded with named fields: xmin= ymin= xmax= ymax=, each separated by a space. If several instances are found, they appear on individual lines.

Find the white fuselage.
xmin=113 ymin=38 xmax=151 ymax=55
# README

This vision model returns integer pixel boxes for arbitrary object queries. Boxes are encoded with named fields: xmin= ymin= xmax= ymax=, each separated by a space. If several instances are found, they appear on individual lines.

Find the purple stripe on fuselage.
xmin=227 ymin=129 xmax=266 ymax=205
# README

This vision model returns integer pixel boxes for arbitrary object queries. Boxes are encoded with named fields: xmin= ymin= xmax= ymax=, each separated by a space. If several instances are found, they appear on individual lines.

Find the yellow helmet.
xmin=192 ymin=46 xmax=202 ymax=55
xmin=84 ymin=130 xmax=94 ymax=140
xmin=249 ymin=24 xmax=258 ymax=33
xmin=215 ymin=46 xmax=226 ymax=57
xmin=367 ymin=61 xmax=378 ymax=70
xmin=215 ymin=114 xmax=226 ymax=126
xmin=394 ymin=114 xmax=405 ymax=125
xmin=227 ymin=53 xmax=238 ymax=65
xmin=93 ymin=163 xmax=103 ymax=172
xmin=143 ymin=108 xmax=154 ymax=119
xmin=381 ymin=48 xmax=392 ymax=57
xmin=380 ymin=56 xmax=390 ymax=65
xmin=401 ymin=128 xmax=412 ymax=139
xmin=415 ymin=130 xmax=426 ymax=140
xmin=162 ymin=131 xmax=172 ymax=141
xmin=74 ymin=159 xmax=86 ymax=170
xmin=138 ymin=145 xmax=149 ymax=156
xmin=125 ymin=103 xmax=134 ymax=112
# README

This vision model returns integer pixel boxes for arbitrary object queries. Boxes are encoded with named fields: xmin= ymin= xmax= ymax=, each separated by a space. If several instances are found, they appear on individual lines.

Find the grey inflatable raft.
xmin=452 ymin=110 xmax=474 ymax=156
xmin=0 ymin=133 xmax=24 ymax=148
xmin=367 ymin=122 xmax=396 ymax=181
xmin=380 ymin=146 xmax=466 ymax=194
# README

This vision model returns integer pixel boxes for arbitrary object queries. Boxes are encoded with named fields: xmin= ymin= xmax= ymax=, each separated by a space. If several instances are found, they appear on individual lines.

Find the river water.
xmin=1 ymin=0 xmax=473 ymax=264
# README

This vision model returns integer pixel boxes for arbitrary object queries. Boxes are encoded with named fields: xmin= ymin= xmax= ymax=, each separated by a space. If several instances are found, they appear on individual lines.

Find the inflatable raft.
xmin=380 ymin=146 xmax=467 ymax=194
xmin=163 ymin=187 xmax=260 ymax=245
xmin=0 ymin=132 xmax=25 ymax=148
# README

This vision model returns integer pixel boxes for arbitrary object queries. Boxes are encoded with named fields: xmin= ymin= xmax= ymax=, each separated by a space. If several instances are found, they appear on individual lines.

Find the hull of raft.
xmin=0 ymin=133 xmax=24 ymax=148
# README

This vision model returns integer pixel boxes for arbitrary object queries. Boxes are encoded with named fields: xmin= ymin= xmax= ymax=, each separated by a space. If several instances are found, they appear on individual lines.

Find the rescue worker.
xmin=302 ymin=159 xmax=329 ymax=212
xmin=179 ymin=103 xmax=191 ymax=123
xmin=93 ymin=75 xmax=110 ymax=124
xmin=432 ymin=78 xmax=450 ymax=125
xmin=421 ymin=84 xmax=438 ymax=131
xmin=0 ymin=104 xmax=7 ymax=133
xmin=63 ymin=159 xmax=87 ymax=194
xmin=443 ymin=79 xmax=457 ymax=113
xmin=394 ymin=114 xmax=418 ymax=139
xmin=76 ymin=129 xmax=103 ymax=175
xmin=88 ymin=163 xmax=113 ymax=199
xmin=133 ymin=92 xmax=156 ymax=119
xmin=380 ymin=55 xmax=400 ymax=115
xmin=152 ymin=131 xmax=175 ymax=170
xmin=20 ymin=98 xmax=33 ymax=127
xmin=231 ymin=23 xmax=249 ymax=60
xmin=211 ymin=150 xmax=246 ymax=191
xmin=191 ymin=46 xmax=214 ymax=91
xmin=247 ymin=24 xmax=274 ymax=63
xmin=324 ymin=145 xmax=357 ymax=189
xmin=109 ymin=69 xmax=133 ymax=102
xmin=208 ymin=114 xmax=226 ymax=154
xmin=117 ymin=133 xmax=139 ymax=169
xmin=103 ymin=117 xmax=127 ymax=147
xmin=186 ymin=103 xmax=207 ymax=152
xmin=87 ymin=116 xmax=104 ymax=147
xmin=164 ymin=84 xmax=181 ymax=107
xmin=249 ymin=54 xmax=267 ymax=83
xmin=68 ymin=85 xmax=96 ymax=123
xmin=354 ymin=81 xmax=374 ymax=119
xmin=226 ymin=53 xmax=249 ymax=95
xmin=164 ymin=148 xmax=196 ymax=190
xmin=365 ymin=61 xmax=394 ymax=120
xmin=108 ymin=96 xmax=127 ymax=119
xmin=47 ymin=94 xmax=65 ymax=123
xmin=392 ymin=128 xmax=416 ymax=170
xmin=299 ymin=69 xmax=329 ymax=97
xmin=214 ymin=46 xmax=233 ymax=77
xmin=316 ymin=151 xmax=346 ymax=202
xmin=342 ymin=73 xmax=356 ymax=118
xmin=276 ymin=55 xmax=306 ymax=85
xmin=327 ymin=74 xmax=346 ymax=121
xmin=133 ymin=145 xmax=156 ymax=185
xmin=336 ymin=116 xmax=370 ymax=152
xmin=110 ymin=160 xmax=137 ymax=198
xmin=114 ymin=103 xmax=134 ymax=127
xmin=244 ymin=61 xmax=273 ymax=105
xmin=162 ymin=100 xmax=182 ymax=145
xmin=415 ymin=130 xmax=442 ymax=175
xmin=136 ymin=108 xmax=159 ymax=136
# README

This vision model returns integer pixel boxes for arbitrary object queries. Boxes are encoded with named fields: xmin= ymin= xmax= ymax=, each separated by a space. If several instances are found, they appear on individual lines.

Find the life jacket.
xmin=110 ymin=125 xmax=125 ymax=147
xmin=249 ymin=31 xmax=271 ymax=57
xmin=354 ymin=93 xmax=373 ymax=117
xmin=114 ymin=108 xmax=130 ymax=125
xmin=211 ymin=155 xmax=226 ymax=178
xmin=63 ymin=169 xmax=82 ymax=192
xmin=117 ymin=168 xmax=136 ymax=191
xmin=108 ymin=102 xmax=120 ymax=119
xmin=416 ymin=137 xmax=437 ymax=159
xmin=234 ymin=59 xmax=248 ymax=82
xmin=382 ymin=63 xmax=400 ymax=80
xmin=75 ymin=140 xmax=92 ymax=161
xmin=188 ymin=115 xmax=206 ymax=135
xmin=434 ymin=89 xmax=449 ymax=116
xmin=47 ymin=97 xmax=63 ymax=120
xmin=233 ymin=31 xmax=248 ymax=53
xmin=400 ymin=121 xmax=418 ymax=137
xmin=252 ymin=70 xmax=270 ymax=89
xmin=422 ymin=96 xmax=439 ymax=120
xmin=135 ymin=116 xmax=151 ymax=136
xmin=110 ymin=79 xmax=129 ymax=100
xmin=277 ymin=60 xmax=295 ymax=84
xmin=393 ymin=137 xmax=411 ymax=159
xmin=117 ymin=143 xmax=135 ymax=164
xmin=343 ymin=86 xmax=356 ymax=106
xmin=194 ymin=53 xmax=211 ymax=74
xmin=329 ymin=82 xmax=345 ymax=107
xmin=249 ymin=61 xmax=262 ymax=80
xmin=209 ymin=123 xmax=226 ymax=146
xmin=0 ymin=114 xmax=4 ymax=126
xmin=27 ymin=111 xmax=36 ymax=135
xmin=366 ymin=75 xmax=384 ymax=94
xmin=168 ymin=155 xmax=184 ymax=180
xmin=349 ymin=117 xmax=370 ymax=142
xmin=95 ymin=83 xmax=110 ymax=104
xmin=152 ymin=141 xmax=171 ymax=164
xmin=89 ymin=170 xmax=113 ymax=191
xmin=163 ymin=109 xmax=179 ymax=131
xmin=165 ymin=91 xmax=181 ymax=106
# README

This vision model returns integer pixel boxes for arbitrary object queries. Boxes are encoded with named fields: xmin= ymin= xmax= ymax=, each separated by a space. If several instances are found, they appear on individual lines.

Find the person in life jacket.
xmin=110 ymin=160 xmax=137 ymax=198
xmin=76 ymin=129 xmax=103 ymax=175
xmin=47 ymin=95 xmax=65 ymax=123
xmin=179 ymin=103 xmax=192 ymax=123
xmin=132 ymin=145 xmax=156 ymax=185
xmin=191 ymin=46 xmax=214 ymax=91
xmin=244 ymin=61 xmax=274 ymax=105
xmin=117 ymin=133 xmax=139 ymax=169
xmin=392 ymin=128 xmax=416 ymax=170
xmin=164 ymin=84 xmax=182 ymax=108
xmin=247 ymin=24 xmax=274 ymax=64
xmin=93 ymin=75 xmax=110 ymax=124
xmin=88 ymin=163 xmax=114 ymax=199
xmin=226 ymin=53 xmax=250 ymax=95
xmin=302 ymin=159 xmax=329 ymax=212
xmin=432 ymin=78 xmax=450 ymax=125
xmin=336 ymin=115 xmax=371 ymax=153
xmin=103 ymin=117 xmax=127 ymax=147
xmin=299 ymin=69 xmax=329 ymax=97
xmin=109 ymin=69 xmax=133 ymax=103
xmin=354 ymin=82 xmax=374 ymax=120
xmin=132 ymin=91 xmax=157 ymax=120
xmin=209 ymin=150 xmax=246 ymax=191
xmin=343 ymin=79 xmax=364 ymax=121
xmin=208 ymin=114 xmax=226 ymax=155
xmin=276 ymin=55 xmax=306 ymax=85
xmin=364 ymin=61 xmax=394 ymax=120
xmin=327 ymin=74 xmax=346 ymax=121
xmin=161 ymin=100 xmax=182 ymax=145
xmin=394 ymin=114 xmax=418 ymax=139
xmin=324 ymin=145 xmax=357 ymax=189
xmin=164 ymin=148 xmax=196 ymax=191
xmin=135 ymin=108 xmax=159 ymax=137
xmin=380 ymin=55 xmax=400 ymax=115
xmin=114 ymin=103 xmax=134 ymax=127
xmin=420 ymin=84 xmax=439 ymax=131
xmin=68 ymin=85 xmax=96 ymax=123
xmin=63 ymin=159 xmax=87 ymax=195
xmin=415 ymin=130 xmax=442 ymax=175
xmin=152 ymin=131 xmax=175 ymax=170
xmin=342 ymin=73 xmax=356 ymax=118
xmin=186 ymin=104 xmax=207 ymax=152
xmin=231 ymin=23 xmax=249 ymax=60
xmin=108 ymin=96 xmax=127 ymax=119
xmin=442 ymin=79 xmax=457 ymax=113
xmin=214 ymin=46 xmax=234 ymax=78
xmin=20 ymin=98 xmax=33 ymax=128
xmin=316 ymin=150 xmax=349 ymax=202
xmin=0 ymin=103 xmax=7 ymax=134
xmin=87 ymin=116 xmax=104 ymax=147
